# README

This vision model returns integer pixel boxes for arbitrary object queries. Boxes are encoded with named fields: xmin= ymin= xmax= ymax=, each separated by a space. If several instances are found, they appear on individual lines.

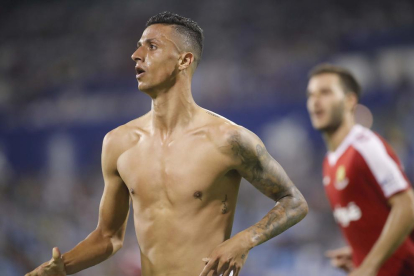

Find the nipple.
xmin=193 ymin=191 xmax=202 ymax=200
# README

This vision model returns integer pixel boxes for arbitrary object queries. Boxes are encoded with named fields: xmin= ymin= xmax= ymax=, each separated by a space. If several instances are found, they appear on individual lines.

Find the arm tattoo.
xmin=228 ymin=130 xmax=308 ymax=246
xmin=228 ymin=132 xmax=291 ymax=199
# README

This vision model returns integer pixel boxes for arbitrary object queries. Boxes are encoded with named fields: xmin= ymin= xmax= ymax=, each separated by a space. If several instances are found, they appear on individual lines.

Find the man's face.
xmin=306 ymin=73 xmax=347 ymax=132
xmin=131 ymin=24 xmax=182 ymax=92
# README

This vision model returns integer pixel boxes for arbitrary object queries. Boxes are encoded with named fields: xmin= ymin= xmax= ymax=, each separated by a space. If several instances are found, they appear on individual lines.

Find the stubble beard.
xmin=316 ymin=101 xmax=345 ymax=135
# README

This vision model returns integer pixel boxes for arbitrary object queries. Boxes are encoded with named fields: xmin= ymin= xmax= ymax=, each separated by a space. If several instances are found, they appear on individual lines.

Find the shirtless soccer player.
xmin=307 ymin=64 xmax=414 ymax=276
xmin=26 ymin=12 xmax=308 ymax=276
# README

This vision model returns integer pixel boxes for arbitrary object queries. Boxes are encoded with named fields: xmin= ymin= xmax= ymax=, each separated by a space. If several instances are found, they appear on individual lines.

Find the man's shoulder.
xmin=349 ymin=126 xmax=409 ymax=197
xmin=200 ymin=110 xmax=261 ymax=158
xmin=202 ymin=111 xmax=252 ymax=144
xmin=202 ymin=109 xmax=236 ymax=127
xmin=103 ymin=113 xmax=150 ymax=151
xmin=350 ymin=126 xmax=392 ymax=160
xmin=349 ymin=125 xmax=394 ymax=148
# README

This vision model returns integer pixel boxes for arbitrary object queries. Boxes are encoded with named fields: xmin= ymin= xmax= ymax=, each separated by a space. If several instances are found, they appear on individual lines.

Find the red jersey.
xmin=323 ymin=124 xmax=414 ymax=276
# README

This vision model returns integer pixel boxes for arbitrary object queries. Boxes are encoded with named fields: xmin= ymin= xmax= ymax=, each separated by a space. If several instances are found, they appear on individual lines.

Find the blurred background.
xmin=1 ymin=0 xmax=414 ymax=275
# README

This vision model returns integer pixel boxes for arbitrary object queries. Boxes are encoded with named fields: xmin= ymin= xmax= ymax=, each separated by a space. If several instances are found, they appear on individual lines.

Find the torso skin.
xmin=110 ymin=109 xmax=246 ymax=276
xmin=25 ymin=22 xmax=308 ymax=276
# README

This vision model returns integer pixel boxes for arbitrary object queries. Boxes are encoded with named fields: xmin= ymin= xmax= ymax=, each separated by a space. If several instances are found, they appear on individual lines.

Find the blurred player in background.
xmin=26 ymin=11 xmax=308 ymax=276
xmin=306 ymin=64 xmax=414 ymax=276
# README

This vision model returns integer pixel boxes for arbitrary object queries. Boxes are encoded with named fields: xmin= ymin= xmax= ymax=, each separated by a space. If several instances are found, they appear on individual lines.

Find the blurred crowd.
xmin=1 ymin=0 xmax=413 ymax=275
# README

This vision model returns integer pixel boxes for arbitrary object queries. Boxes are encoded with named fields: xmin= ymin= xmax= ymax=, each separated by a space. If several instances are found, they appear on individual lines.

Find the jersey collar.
xmin=327 ymin=124 xmax=364 ymax=166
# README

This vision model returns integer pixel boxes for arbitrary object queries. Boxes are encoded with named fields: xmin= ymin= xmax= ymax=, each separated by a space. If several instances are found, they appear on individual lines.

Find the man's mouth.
xmin=313 ymin=110 xmax=325 ymax=118
xmin=135 ymin=66 xmax=146 ymax=78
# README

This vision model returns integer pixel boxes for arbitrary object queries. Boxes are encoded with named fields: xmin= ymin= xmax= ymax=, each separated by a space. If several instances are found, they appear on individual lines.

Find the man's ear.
xmin=178 ymin=52 xmax=195 ymax=71
xmin=346 ymin=92 xmax=358 ymax=112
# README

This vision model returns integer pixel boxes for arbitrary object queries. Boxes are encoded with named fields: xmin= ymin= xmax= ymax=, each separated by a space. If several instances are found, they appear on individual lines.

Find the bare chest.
xmin=117 ymin=135 xmax=235 ymax=206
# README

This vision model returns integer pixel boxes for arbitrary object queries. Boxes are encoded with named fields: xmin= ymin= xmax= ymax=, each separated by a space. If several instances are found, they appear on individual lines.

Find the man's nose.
xmin=131 ymin=48 xmax=143 ymax=62
xmin=308 ymin=96 xmax=318 ymax=109
xmin=312 ymin=97 xmax=322 ymax=109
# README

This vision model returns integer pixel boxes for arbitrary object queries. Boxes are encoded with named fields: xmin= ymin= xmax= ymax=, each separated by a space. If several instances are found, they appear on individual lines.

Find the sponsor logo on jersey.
xmin=335 ymin=165 xmax=349 ymax=190
xmin=333 ymin=202 xmax=362 ymax=227
xmin=381 ymin=173 xmax=397 ymax=189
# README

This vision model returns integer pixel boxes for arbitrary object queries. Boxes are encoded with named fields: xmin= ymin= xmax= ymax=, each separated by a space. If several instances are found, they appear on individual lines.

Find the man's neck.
xmin=323 ymin=116 xmax=355 ymax=152
xmin=149 ymin=82 xmax=198 ymax=140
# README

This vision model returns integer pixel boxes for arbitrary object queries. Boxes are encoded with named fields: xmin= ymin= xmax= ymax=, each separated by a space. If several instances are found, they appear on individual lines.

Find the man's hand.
xmin=199 ymin=235 xmax=249 ymax=276
xmin=25 ymin=247 xmax=66 ymax=276
xmin=325 ymin=246 xmax=354 ymax=273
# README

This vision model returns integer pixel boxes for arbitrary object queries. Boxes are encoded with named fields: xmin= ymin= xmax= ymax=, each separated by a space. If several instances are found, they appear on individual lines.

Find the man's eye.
xmin=150 ymin=44 xmax=157 ymax=50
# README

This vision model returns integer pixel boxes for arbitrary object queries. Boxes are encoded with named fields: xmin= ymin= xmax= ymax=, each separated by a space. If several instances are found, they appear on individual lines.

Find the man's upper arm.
xmin=388 ymin=188 xmax=414 ymax=209
xmin=226 ymin=126 xmax=297 ymax=201
xmin=353 ymin=134 xmax=409 ymax=198
xmin=97 ymin=131 xmax=130 ymax=241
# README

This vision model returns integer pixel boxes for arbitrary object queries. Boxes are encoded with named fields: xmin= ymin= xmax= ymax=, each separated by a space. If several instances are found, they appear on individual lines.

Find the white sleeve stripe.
xmin=353 ymin=131 xmax=408 ymax=197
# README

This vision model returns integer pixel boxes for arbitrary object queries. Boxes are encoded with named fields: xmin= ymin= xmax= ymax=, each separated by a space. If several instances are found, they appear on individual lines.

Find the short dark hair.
xmin=308 ymin=64 xmax=361 ymax=101
xmin=146 ymin=11 xmax=204 ymax=66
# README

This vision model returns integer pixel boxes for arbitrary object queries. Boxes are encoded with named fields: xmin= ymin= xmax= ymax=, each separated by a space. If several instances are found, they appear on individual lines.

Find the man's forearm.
xmin=62 ymin=228 xmax=122 ymax=274
xmin=361 ymin=203 xmax=414 ymax=270
xmin=241 ymin=192 xmax=308 ymax=249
